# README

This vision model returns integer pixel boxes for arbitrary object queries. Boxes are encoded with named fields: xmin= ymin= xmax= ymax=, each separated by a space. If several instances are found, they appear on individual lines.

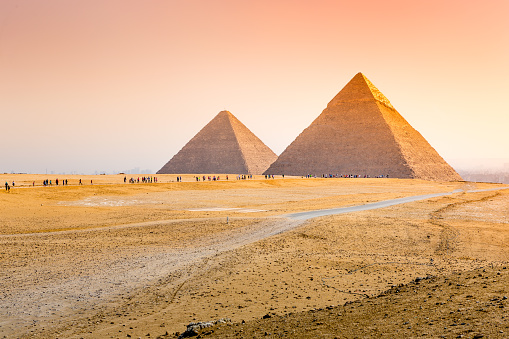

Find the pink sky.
xmin=1 ymin=0 xmax=508 ymax=174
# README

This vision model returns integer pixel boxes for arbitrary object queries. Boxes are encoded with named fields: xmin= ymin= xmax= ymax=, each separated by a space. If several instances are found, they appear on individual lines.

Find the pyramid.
xmin=157 ymin=111 xmax=277 ymax=175
xmin=264 ymin=73 xmax=462 ymax=181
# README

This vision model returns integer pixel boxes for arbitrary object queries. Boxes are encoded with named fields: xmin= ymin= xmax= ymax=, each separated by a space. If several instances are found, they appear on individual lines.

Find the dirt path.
xmin=287 ymin=187 xmax=508 ymax=220
xmin=1 ymin=217 xmax=304 ymax=336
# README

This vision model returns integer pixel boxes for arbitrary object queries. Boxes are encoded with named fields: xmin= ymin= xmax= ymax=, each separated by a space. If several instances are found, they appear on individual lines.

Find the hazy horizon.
xmin=1 ymin=1 xmax=508 ymax=175
xmin=4 ymin=157 xmax=509 ymax=176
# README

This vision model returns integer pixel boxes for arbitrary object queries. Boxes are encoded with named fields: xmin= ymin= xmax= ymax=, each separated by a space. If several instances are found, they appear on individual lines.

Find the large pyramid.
xmin=264 ymin=73 xmax=462 ymax=181
xmin=157 ymin=111 xmax=277 ymax=175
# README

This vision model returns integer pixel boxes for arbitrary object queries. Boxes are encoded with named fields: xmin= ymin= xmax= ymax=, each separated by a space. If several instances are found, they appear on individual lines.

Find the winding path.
xmin=286 ymin=187 xmax=507 ymax=220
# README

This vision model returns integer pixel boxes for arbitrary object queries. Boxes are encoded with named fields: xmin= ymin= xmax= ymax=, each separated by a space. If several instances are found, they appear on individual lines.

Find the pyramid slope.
xmin=157 ymin=111 xmax=277 ymax=175
xmin=227 ymin=115 xmax=279 ymax=175
xmin=264 ymin=73 xmax=462 ymax=181
xmin=375 ymin=102 xmax=461 ymax=181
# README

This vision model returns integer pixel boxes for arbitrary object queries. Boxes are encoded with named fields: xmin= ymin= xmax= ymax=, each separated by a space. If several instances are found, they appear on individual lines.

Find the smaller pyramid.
xmin=157 ymin=111 xmax=277 ymax=175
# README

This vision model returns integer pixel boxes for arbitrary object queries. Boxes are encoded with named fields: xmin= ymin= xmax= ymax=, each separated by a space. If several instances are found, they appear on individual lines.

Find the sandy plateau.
xmin=0 ymin=175 xmax=508 ymax=338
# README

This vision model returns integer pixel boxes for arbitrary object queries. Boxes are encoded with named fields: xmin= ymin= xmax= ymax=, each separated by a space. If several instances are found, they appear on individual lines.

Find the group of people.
xmin=191 ymin=174 xmax=286 ymax=181
xmin=236 ymin=174 xmax=253 ymax=180
xmin=3 ymin=173 xmax=396 ymax=193
xmin=124 ymin=176 xmax=158 ymax=184
xmin=193 ymin=175 xmax=233 ymax=182
xmin=43 ymin=178 xmax=69 ymax=186
xmin=3 ymin=172 xmax=395 ymax=193
xmin=305 ymin=174 xmax=390 ymax=178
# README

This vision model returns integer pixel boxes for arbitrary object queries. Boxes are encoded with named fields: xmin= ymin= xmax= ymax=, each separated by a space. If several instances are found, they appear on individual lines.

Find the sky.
xmin=1 ymin=0 xmax=508 ymax=174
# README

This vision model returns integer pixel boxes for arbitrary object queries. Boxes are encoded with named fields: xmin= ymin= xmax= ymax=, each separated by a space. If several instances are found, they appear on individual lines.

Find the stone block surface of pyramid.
xmin=157 ymin=111 xmax=277 ymax=175
xmin=264 ymin=73 xmax=462 ymax=181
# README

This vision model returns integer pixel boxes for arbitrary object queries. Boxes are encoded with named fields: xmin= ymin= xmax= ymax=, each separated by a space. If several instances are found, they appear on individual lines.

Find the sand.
xmin=0 ymin=175 xmax=507 ymax=338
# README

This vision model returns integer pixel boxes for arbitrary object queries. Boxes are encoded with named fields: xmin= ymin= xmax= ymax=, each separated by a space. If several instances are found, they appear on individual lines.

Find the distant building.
xmin=459 ymin=171 xmax=509 ymax=184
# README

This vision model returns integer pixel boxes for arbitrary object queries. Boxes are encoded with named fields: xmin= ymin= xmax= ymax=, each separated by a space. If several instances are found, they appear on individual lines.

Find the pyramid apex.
xmin=215 ymin=110 xmax=237 ymax=121
xmin=218 ymin=110 xmax=233 ymax=116
xmin=352 ymin=72 xmax=366 ymax=79
xmin=327 ymin=73 xmax=393 ymax=109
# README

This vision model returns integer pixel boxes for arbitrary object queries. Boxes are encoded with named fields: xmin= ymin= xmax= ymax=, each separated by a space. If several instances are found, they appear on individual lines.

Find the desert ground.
xmin=0 ymin=174 xmax=508 ymax=338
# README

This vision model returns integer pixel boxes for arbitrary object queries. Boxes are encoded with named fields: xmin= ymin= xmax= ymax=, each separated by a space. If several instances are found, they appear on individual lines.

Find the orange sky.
xmin=1 ymin=0 xmax=508 ymax=174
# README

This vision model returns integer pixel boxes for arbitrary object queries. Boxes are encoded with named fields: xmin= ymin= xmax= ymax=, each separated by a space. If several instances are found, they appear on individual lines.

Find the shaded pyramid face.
xmin=157 ymin=111 xmax=277 ymax=175
xmin=264 ymin=73 xmax=462 ymax=181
